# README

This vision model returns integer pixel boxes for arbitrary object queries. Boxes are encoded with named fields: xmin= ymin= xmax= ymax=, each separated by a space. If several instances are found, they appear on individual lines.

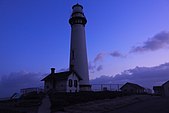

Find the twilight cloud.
xmin=88 ymin=61 xmax=96 ymax=73
xmin=94 ymin=51 xmax=124 ymax=63
xmin=0 ymin=71 xmax=44 ymax=97
xmin=91 ymin=62 xmax=169 ymax=89
xmin=110 ymin=51 xmax=124 ymax=57
xmin=94 ymin=53 xmax=106 ymax=63
xmin=90 ymin=51 xmax=124 ymax=73
xmin=131 ymin=31 xmax=169 ymax=53
xmin=96 ymin=65 xmax=103 ymax=71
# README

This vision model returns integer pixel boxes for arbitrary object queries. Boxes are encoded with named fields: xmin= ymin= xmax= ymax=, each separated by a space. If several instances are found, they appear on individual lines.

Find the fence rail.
xmin=91 ymin=84 xmax=124 ymax=91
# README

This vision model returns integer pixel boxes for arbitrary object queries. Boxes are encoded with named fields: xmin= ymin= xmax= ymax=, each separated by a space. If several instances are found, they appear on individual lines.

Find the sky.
xmin=1 ymin=0 xmax=169 ymax=97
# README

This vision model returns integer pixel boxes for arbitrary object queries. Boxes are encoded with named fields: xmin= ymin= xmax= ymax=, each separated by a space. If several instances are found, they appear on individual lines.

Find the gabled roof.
xmin=120 ymin=82 xmax=145 ymax=90
xmin=41 ymin=70 xmax=82 ymax=81
xmin=152 ymin=80 xmax=169 ymax=89
xmin=162 ymin=80 xmax=169 ymax=86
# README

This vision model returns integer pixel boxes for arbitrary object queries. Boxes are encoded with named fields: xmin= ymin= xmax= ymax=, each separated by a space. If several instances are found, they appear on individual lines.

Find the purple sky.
xmin=1 ymin=0 xmax=169 ymax=97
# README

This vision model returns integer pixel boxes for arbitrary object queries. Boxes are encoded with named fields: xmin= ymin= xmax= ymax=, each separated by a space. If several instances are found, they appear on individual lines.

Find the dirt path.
xmin=38 ymin=95 xmax=51 ymax=113
xmin=55 ymin=95 xmax=169 ymax=113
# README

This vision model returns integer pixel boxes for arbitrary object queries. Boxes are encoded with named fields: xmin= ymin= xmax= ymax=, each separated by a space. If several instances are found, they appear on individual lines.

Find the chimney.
xmin=51 ymin=68 xmax=55 ymax=74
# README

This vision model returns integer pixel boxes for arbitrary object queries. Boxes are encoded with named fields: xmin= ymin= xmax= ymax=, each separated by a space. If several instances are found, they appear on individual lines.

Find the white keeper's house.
xmin=41 ymin=68 xmax=82 ymax=93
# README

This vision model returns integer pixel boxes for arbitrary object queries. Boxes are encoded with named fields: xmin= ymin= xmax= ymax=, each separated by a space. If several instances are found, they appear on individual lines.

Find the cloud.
xmin=96 ymin=65 xmax=103 ymax=71
xmin=90 ymin=31 xmax=169 ymax=74
xmin=109 ymin=51 xmax=124 ymax=57
xmin=89 ymin=53 xmax=105 ymax=73
xmin=131 ymin=31 xmax=169 ymax=53
xmin=94 ymin=51 xmax=124 ymax=63
xmin=88 ymin=61 xmax=96 ymax=73
xmin=94 ymin=53 xmax=106 ymax=63
xmin=0 ymin=71 xmax=45 ymax=98
xmin=90 ymin=62 xmax=169 ymax=89
xmin=89 ymin=51 xmax=124 ymax=73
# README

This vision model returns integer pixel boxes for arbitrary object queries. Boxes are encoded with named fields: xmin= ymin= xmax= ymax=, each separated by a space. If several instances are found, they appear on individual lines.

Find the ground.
xmin=0 ymin=92 xmax=44 ymax=113
xmin=55 ymin=95 xmax=169 ymax=113
xmin=37 ymin=95 xmax=51 ymax=113
xmin=109 ymin=96 xmax=169 ymax=113
xmin=1 ymin=93 xmax=169 ymax=113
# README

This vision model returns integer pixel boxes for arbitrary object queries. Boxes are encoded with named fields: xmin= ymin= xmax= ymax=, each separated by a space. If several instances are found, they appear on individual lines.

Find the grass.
xmin=0 ymin=91 xmax=149 ymax=112
xmin=16 ymin=91 xmax=45 ymax=107
xmin=0 ymin=91 xmax=45 ymax=113
xmin=49 ymin=91 xmax=125 ymax=112
xmin=0 ymin=109 xmax=26 ymax=113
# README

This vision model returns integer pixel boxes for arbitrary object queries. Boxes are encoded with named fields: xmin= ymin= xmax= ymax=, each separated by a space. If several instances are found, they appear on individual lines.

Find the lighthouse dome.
xmin=72 ymin=3 xmax=83 ymax=14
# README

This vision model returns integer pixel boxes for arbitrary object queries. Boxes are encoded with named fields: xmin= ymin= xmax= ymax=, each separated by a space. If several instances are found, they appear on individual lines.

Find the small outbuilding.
xmin=120 ymin=82 xmax=145 ymax=94
xmin=153 ymin=80 xmax=169 ymax=96
xmin=41 ymin=68 xmax=82 ymax=93
xmin=162 ymin=81 xmax=169 ymax=96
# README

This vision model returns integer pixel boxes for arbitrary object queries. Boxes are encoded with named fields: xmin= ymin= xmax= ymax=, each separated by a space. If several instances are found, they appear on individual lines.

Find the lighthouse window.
xmin=69 ymin=79 xmax=73 ymax=87
xmin=72 ymin=50 xmax=75 ymax=60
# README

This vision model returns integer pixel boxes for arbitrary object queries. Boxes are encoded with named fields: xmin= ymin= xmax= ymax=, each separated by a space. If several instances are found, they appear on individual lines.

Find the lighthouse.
xmin=69 ymin=4 xmax=91 ymax=91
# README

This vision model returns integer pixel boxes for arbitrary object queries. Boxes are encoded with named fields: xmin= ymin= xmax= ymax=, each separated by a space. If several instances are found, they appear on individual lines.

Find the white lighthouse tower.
xmin=69 ymin=4 xmax=91 ymax=91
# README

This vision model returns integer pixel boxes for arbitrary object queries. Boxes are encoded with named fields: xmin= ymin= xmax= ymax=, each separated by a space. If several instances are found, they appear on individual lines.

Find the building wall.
xmin=144 ymin=88 xmax=152 ymax=94
xmin=163 ymin=82 xmax=169 ymax=96
xmin=44 ymin=79 xmax=67 ymax=92
xmin=121 ymin=85 xmax=136 ymax=93
xmin=66 ymin=73 xmax=79 ymax=92
xmin=121 ymin=84 xmax=144 ymax=94
xmin=153 ymin=87 xmax=163 ymax=95
xmin=154 ymin=89 xmax=161 ymax=95
xmin=70 ymin=24 xmax=89 ymax=86
xmin=55 ymin=80 xmax=67 ymax=92
xmin=44 ymin=80 xmax=53 ymax=92
xmin=44 ymin=73 xmax=80 ymax=93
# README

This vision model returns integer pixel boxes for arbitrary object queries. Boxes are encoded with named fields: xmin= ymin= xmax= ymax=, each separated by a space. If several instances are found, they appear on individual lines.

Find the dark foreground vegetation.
xmin=0 ymin=92 xmax=44 ymax=113
xmin=49 ymin=91 xmax=125 ymax=112
xmin=0 ymin=91 xmax=151 ymax=113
